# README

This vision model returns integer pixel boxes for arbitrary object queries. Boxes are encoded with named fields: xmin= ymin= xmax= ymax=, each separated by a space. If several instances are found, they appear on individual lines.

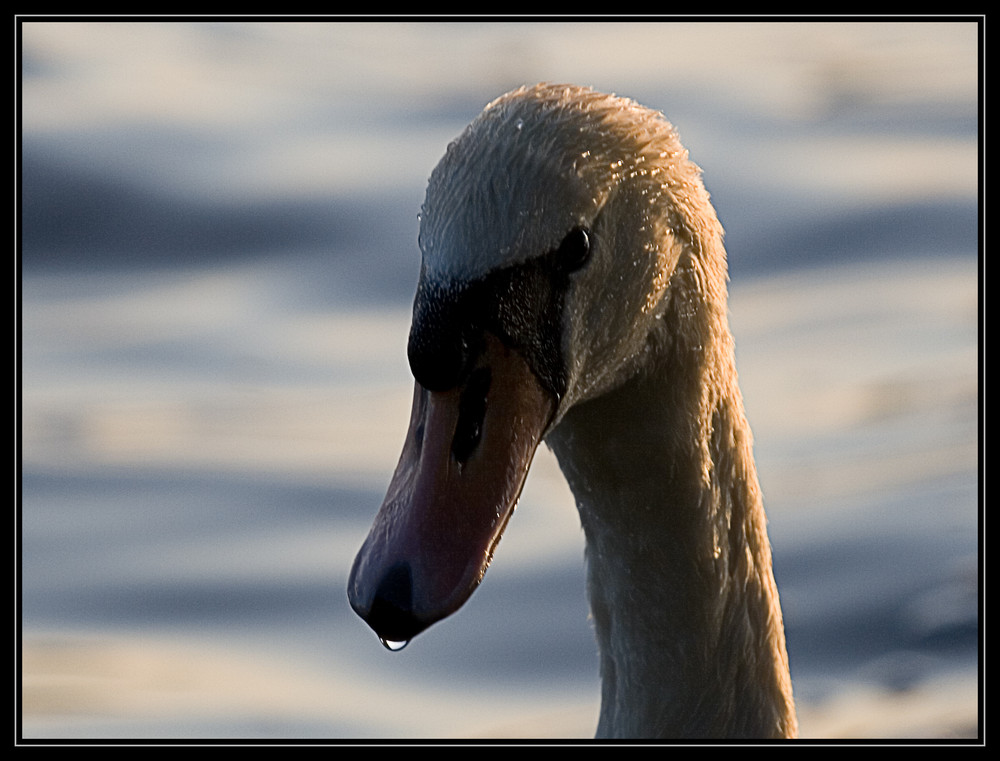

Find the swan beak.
xmin=348 ymin=333 xmax=556 ymax=645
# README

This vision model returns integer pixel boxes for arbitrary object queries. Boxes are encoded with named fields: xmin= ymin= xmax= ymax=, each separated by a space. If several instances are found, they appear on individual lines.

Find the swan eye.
xmin=555 ymin=227 xmax=591 ymax=273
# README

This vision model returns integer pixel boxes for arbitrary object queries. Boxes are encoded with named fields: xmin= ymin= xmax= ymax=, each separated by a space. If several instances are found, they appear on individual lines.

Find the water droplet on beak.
xmin=380 ymin=637 xmax=410 ymax=652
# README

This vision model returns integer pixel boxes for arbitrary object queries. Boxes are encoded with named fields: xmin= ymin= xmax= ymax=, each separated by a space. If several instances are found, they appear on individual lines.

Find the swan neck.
xmin=547 ymin=310 xmax=797 ymax=738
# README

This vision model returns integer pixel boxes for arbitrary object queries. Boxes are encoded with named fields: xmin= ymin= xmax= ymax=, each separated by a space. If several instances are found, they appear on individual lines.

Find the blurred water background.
xmin=18 ymin=19 xmax=980 ymax=740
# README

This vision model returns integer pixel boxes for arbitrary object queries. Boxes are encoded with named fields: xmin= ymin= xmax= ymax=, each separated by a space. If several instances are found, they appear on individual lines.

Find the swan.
xmin=347 ymin=83 xmax=797 ymax=739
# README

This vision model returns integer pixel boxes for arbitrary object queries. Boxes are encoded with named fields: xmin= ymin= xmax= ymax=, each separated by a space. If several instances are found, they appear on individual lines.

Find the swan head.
xmin=348 ymin=83 xmax=723 ymax=644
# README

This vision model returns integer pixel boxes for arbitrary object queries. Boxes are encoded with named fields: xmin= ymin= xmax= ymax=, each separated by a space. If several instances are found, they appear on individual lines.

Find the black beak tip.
xmin=350 ymin=560 xmax=431 ymax=644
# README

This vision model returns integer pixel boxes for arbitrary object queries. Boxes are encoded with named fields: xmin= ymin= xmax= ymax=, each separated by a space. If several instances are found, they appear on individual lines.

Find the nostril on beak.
xmin=452 ymin=367 xmax=492 ymax=463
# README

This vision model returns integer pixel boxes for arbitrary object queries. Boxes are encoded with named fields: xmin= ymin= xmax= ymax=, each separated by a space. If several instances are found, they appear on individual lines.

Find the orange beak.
xmin=348 ymin=333 xmax=556 ymax=645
